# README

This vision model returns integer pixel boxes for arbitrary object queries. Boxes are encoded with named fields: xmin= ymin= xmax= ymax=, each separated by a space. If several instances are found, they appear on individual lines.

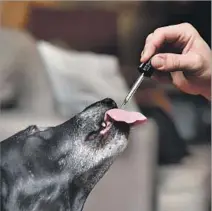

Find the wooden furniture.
xmin=27 ymin=6 xmax=118 ymax=56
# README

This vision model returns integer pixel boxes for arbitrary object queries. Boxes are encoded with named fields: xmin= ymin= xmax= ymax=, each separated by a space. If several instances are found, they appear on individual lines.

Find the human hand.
xmin=140 ymin=23 xmax=211 ymax=100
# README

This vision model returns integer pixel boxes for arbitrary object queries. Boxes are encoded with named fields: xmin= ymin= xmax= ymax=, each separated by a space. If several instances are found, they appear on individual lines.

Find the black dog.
xmin=0 ymin=98 xmax=130 ymax=211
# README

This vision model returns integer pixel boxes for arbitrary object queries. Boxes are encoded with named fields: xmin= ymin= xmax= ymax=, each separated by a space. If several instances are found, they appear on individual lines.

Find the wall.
xmin=1 ymin=1 xmax=59 ymax=29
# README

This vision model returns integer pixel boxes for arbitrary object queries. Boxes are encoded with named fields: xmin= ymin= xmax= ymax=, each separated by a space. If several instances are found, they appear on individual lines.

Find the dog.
xmin=0 ymin=98 xmax=132 ymax=211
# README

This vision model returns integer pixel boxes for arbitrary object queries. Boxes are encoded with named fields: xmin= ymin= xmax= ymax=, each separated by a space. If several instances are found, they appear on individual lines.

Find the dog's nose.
xmin=102 ymin=98 xmax=117 ymax=108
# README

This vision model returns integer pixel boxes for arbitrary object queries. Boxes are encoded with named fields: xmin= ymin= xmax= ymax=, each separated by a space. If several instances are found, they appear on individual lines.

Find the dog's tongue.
xmin=105 ymin=109 xmax=147 ymax=126
xmin=100 ymin=109 xmax=147 ymax=135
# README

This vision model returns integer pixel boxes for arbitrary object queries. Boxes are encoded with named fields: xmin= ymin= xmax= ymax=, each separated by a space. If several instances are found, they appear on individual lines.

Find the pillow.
xmin=37 ymin=41 xmax=140 ymax=117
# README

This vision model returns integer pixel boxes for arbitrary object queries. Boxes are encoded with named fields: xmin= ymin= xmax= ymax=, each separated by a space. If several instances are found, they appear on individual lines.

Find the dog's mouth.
xmin=101 ymin=108 xmax=147 ymax=134
xmin=85 ymin=108 xmax=147 ymax=146
xmin=85 ymin=118 xmax=113 ymax=146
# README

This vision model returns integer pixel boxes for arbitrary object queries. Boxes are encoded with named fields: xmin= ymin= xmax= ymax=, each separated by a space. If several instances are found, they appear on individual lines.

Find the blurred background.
xmin=0 ymin=1 xmax=211 ymax=211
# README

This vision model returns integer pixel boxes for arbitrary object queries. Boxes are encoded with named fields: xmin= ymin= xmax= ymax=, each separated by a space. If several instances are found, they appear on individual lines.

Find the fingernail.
xmin=152 ymin=56 xmax=164 ymax=68
xmin=140 ymin=50 xmax=146 ymax=62
xmin=140 ymin=50 xmax=144 ymax=59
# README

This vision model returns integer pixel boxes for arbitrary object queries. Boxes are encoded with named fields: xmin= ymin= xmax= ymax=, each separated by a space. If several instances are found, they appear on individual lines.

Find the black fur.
xmin=0 ymin=98 xmax=130 ymax=211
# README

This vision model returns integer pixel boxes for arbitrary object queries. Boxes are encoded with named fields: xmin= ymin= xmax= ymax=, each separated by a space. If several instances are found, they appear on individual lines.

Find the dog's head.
xmin=1 ymin=98 xmax=143 ymax=211
xmin=1 ymin=99 xmax=131 ymax=184
xmin=52 ymin=98 xmax=130 ymax=188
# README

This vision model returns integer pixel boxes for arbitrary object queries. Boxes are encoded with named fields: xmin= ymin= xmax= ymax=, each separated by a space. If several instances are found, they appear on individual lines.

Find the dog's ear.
xmin=4 ymin=125 xmax=39 ymax=142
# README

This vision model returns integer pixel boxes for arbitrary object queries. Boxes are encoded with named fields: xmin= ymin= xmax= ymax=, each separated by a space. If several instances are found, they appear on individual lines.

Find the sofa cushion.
xmin=37 ymin=41 xmax=141 ymax=117
xmin=0 ymin=28 xmax=54 ymax=115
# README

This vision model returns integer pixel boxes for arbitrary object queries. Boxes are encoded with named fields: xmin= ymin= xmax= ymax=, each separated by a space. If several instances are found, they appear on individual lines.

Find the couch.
xmin=0 ymin=28 xmax=158 ymax=211
xmin=1 ymin=27 xmax=210 ymax=211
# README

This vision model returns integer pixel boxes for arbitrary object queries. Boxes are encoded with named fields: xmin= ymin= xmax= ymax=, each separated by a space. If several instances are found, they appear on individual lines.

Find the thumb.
xmin=151 ymin=53 xmax=202 ymax=73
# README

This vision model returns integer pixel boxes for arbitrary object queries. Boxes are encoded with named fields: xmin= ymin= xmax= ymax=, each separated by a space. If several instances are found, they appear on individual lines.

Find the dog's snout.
xmin=102 ymin=98 xmax=117 ymax=108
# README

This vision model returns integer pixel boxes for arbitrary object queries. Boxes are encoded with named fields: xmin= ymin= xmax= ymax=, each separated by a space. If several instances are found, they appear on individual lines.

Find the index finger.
xmin=140 ymin=23 xmax=196 ymax=62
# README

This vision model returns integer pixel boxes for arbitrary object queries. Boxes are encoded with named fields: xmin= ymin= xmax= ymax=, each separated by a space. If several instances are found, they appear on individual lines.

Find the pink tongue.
xmin=104 ymin=109 xmax=147 ymax=126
